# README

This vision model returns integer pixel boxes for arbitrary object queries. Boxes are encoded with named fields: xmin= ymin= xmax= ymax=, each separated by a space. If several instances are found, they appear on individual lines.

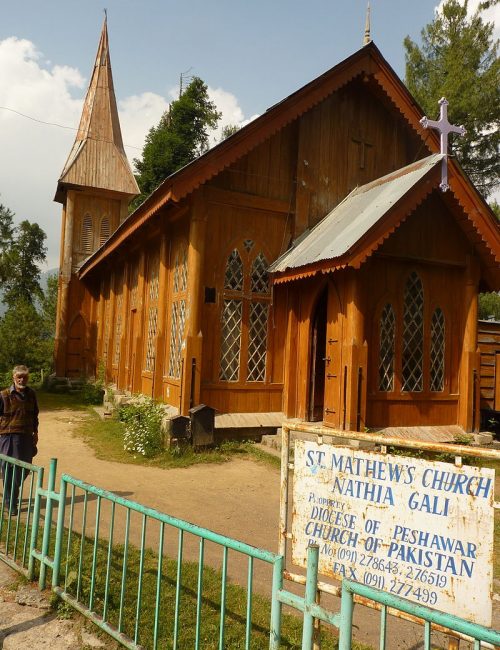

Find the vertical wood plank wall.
xmin=73 ymin=74 xmax=488 ymax=431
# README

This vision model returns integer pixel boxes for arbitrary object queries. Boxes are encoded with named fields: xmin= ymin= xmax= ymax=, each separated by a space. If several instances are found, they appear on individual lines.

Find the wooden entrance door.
xmin=323 ymin=285 xmax=344 ymax=428
xmin=66 ymin=315 xmax=86 ymax=377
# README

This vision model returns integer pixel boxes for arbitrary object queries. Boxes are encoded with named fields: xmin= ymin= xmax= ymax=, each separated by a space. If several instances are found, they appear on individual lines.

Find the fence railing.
xmin=0 ymin=452 xmax=44 ymax=577
xmin=338 ymin=575 xmax=500 ymax=650
xmin=2 ymin=452 xmax=500 ymax=649
xmin=29 ymin=460 xmax=285 ymax=650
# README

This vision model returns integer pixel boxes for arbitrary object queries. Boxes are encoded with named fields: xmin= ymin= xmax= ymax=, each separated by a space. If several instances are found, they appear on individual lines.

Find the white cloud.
xmin=0 ymin=37 xmax=257 ymax=270
xmin=119 ymin=92 xmax=169 ymax=165
xmin=207 ymin=85 xmax=259 ymax=145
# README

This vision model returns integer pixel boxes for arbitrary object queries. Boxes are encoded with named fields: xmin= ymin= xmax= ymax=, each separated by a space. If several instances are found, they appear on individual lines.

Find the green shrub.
xmin=119 ymin=399 xmax=164 ymax=457
xmin=79 ymin=380 xmax=105 ymax=405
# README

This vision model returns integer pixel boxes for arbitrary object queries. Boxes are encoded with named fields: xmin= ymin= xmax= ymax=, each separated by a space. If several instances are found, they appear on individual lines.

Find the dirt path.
xmin=4 ymin=405 xmax=495 ymax=649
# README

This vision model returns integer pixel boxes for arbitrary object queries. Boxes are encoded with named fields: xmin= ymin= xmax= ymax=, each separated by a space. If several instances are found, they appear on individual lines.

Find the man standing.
xmin=0 ymin=365 xmax=39 ymax=515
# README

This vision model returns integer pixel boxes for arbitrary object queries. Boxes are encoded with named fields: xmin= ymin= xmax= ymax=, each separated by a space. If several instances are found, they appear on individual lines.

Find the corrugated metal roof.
xmin=270 ymin=154 xmax=443 ymax=274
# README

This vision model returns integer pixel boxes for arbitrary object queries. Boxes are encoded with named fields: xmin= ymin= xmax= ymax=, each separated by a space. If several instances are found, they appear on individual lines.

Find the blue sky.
xmin=0 ymin=1 xmax=497 ymax=268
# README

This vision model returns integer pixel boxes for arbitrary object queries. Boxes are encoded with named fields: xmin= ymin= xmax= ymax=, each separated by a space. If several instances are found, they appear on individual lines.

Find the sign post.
xmin=292 ymin=440 xmax=494 ymax=626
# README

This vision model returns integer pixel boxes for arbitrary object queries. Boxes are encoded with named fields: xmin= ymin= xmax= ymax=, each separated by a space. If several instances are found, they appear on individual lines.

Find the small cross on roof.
xmin=420 ymin=97 xmax=466 ymax=192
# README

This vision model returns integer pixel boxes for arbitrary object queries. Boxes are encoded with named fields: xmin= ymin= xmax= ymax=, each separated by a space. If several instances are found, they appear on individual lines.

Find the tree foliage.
xmin=2 ymin=221 xmax=47 ymax=307
xmin=0 ymin=200 xmax=53 ymax=375
xmin=479 ymin=292 xmax=500 ymax=320
xmin=132 ymin=77 xmax=221 ymax=208
xmin=404 ymin=0 xmax=499 ymax=197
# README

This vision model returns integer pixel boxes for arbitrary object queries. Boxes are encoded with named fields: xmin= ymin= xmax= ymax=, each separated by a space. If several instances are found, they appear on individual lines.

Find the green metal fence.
xmin=338 ymin=572 xmax=500 ymax=650
xmin=0 ymin=452 xmax=44 ymax=578
xmin=2 ymin=454 xmax=500 ymax=649
xmin=31 ymin=460 xmax=285 ymax=650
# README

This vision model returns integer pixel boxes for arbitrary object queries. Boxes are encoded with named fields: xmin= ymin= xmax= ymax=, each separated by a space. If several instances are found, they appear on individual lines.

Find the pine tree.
xmin=132 ymin=77 xmax=221 ymax=208
xmin=404 ymin=0 xmax=499 ymax=197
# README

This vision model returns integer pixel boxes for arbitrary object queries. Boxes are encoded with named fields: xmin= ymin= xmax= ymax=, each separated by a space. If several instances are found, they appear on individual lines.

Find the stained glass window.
xmin=251 ymin=253 xmax=269 ymax=294
xmin=402 ymin=272 xmax=424 ymax=392
xmin=378 ymin=304 xmax=395 ymax=391
xmin=224 ymin=250 xmax=243 ymax=291
xmin=145 ymin=256 xmax=160 ymax=372
xmin=430 ymin=308 xmax=445 ymax=392
xmin=219 ymin=300 xmax=242 ymax=381
xmin=219 ymin=244 xmax=270 ymax=382
xmin=167 ymin=244 xmax=188 ymax=379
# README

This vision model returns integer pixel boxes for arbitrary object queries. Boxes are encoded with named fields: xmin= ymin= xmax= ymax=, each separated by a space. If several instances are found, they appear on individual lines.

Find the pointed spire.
xmin=56 ymin=16 xmax=139 ymax=200
xmin=363 ymin=1 xmax=371 ymax=46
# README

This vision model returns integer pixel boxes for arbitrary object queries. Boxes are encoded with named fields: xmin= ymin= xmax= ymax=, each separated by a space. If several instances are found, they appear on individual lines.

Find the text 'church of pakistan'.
xmin=54 ymin=18 xmax=500 ymax=438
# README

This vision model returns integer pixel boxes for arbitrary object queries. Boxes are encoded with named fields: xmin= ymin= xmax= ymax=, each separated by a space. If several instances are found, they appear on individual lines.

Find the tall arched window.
xmin=402 ymin=271 xmax=424 ymax=392
xmin=376 ymin=271 xmax=447 ymax=395
xmin=82 ymin=214 xmax=93 ymax=254
xmin=99 ymin=216 xmax=110 ymax=247
xmin=430 ymin=307 xmax=445 ymax=392
xmin=378 ymin=304 xmax=395 ymax=391
xmin=219 ymin=243 xmax=270 ymax=382
xmin=220 ymin=250 xmax=244 ymax=381
xmin=144 ymin=254 xmax=160 ymax=372
xmin=167 ymin=245 xmax=187 ymax=379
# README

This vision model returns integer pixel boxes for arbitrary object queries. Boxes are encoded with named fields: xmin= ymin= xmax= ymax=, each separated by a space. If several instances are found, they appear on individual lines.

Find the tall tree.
xmin=0 ymin=202 xmax=14 ymax=282
xmin=404 ymin=0 xmax=499 ymax=197
xmin=133 ymin=77 xmax=221 ymax=207
xmin=2 ymin=221 xmax=47 ymax=307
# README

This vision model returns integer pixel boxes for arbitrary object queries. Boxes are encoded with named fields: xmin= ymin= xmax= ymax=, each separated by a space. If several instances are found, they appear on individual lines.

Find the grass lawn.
xmin=37 ymin=389 xmax=280 ymax=471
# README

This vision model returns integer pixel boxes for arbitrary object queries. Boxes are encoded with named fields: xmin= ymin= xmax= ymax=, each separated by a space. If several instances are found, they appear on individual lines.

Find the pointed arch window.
xmin=82 ymin=214 xmax=93 ymax=254
xmin=377 ymin=271 xmax=448 ymax=395
xmin=99 ymin=216 xmax=110 ymax=247
xmin=430 ymin=308 xmax=445 ymax=392
xmin=167 ymin=244 xmax=188 ymax=379
xmin=219 ymin=244 xmax=270 ymax=382
xmin=224 ymin=250 xmax=243 ymax=291
xmin=144 ymin=253 xmax=160 ymax=372
xmin=402 ymin=272 xmax=424 ymax=392
xmin=378 ymin=304 xmax=396 ymax=392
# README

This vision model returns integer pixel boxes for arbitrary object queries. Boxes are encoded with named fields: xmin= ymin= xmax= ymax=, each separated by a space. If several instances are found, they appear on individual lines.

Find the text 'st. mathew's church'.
xmin=54 ymin=18 xmax=500 ymax=436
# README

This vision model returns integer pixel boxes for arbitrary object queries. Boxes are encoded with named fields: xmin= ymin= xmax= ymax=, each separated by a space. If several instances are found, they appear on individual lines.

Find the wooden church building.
xmin=54 ymin=19 xmax=500 ymax=434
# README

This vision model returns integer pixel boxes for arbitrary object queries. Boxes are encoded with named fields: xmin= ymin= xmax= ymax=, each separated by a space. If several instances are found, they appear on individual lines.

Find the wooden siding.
xmin=478 ymin=320 xmax=500 ymax=411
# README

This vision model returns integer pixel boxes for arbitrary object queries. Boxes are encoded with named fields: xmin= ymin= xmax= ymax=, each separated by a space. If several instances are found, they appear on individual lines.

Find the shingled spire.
xmin=55 ymin=15 xmax=139 ymax=202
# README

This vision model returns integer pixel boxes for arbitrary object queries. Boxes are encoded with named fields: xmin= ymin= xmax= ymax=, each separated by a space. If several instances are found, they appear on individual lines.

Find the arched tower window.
xmin=430 ymin=308 xmax=445 ymax=392
xmin=82 ymin=214 xmax=93 ymax=254
xmin=402 ymin=272 xmax=424 ymax=392
xmin=378 ymin=304 xmax=396 ymax=392
xmin=219 ymin=243 xmax=270 ymax=382
xmin=99 ymin=216 xmax=110 ymax=247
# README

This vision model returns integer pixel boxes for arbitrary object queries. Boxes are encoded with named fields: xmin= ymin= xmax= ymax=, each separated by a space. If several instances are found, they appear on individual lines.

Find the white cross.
xmin=420 ymin=97 xmax=466 ymax=192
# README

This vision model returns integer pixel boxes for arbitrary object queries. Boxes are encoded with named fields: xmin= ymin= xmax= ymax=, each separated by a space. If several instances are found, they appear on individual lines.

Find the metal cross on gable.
xmin=420 ymin=97 xmax=466 ymax=192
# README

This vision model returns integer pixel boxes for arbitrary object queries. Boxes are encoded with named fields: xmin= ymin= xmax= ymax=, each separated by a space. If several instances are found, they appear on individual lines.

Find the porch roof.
xmin=269 ymin=154 xmax=443 ymax=279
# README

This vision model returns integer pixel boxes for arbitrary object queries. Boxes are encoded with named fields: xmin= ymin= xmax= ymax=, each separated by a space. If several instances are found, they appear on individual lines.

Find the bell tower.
xmin=54 ymin=16 xmax=139 ymax=377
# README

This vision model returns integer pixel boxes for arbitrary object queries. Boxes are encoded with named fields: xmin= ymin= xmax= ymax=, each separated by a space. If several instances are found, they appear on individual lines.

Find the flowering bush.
xmin=119 ymin=399 xmax=164 ymax=457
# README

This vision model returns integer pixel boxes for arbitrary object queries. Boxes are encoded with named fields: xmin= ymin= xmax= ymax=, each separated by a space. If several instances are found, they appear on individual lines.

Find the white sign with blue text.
xmin=292 ymin=440 xmax=494 ymax=626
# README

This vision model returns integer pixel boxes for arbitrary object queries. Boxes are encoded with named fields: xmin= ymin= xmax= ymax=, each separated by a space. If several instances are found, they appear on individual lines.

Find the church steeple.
xmin=363 ymin=1 xmax=371 ymax=45
xmin=55 ymin=16 xmax=139 ymax=202
xmin=54 ymin=17 xmax=138 ymax=378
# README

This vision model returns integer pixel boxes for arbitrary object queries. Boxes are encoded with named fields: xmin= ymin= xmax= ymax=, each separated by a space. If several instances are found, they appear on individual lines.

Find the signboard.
xmin=292 ymin=440 xmax=495 ymax=626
